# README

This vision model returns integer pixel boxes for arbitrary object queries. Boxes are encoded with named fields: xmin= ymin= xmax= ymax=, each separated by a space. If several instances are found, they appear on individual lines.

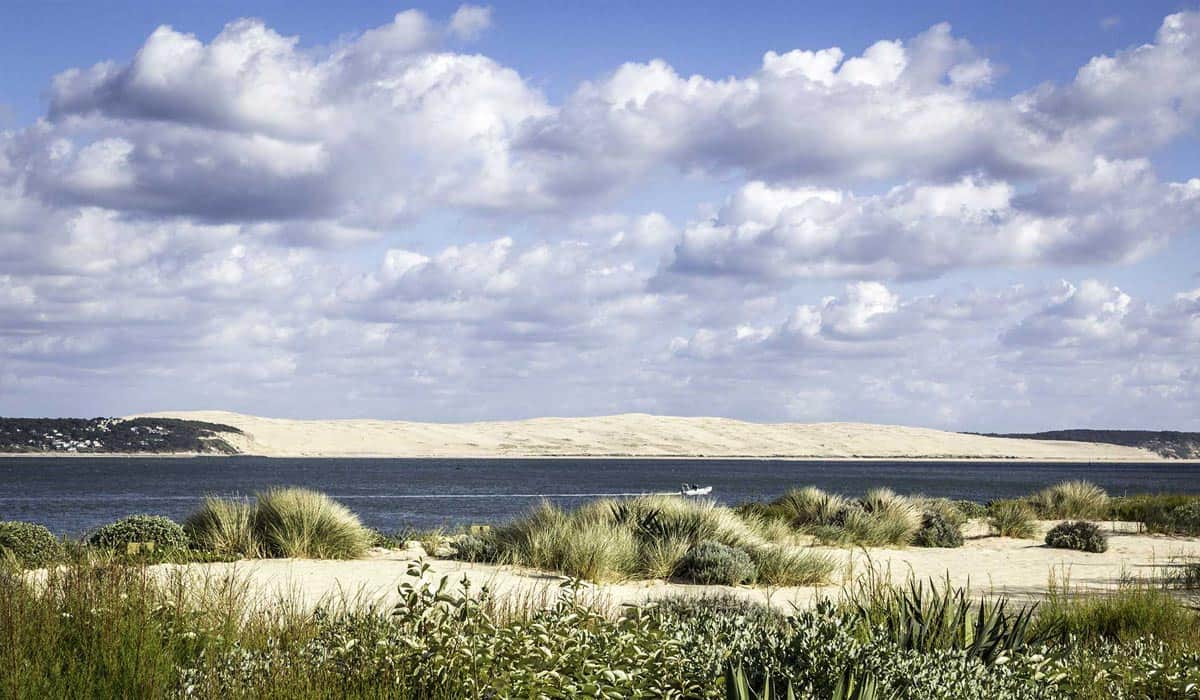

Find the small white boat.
xmin=680 ymin=483 xmax=713 ymax=496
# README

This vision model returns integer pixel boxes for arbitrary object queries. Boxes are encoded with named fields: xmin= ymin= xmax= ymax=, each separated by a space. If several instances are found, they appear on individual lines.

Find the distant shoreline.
xmin=2 ymin=451 xmax=1194 ymax=463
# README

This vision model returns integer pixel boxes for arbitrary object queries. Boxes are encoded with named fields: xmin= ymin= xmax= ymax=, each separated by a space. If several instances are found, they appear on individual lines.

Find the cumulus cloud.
xmin=449 ymin=5 xmax=492 ymax=40
xmin=0 ymin=9 xmax=1198 ymax=427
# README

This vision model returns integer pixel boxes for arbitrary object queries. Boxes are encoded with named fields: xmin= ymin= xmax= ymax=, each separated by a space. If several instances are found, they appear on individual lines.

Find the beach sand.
xmin=152 ymin=521 xmax=1200 ymax=613
xmin=135 ymin=411 xmax=1163 ymax=460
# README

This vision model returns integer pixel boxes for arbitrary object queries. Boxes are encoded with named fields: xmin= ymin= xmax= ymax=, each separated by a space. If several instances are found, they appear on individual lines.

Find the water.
xmin=1 ymin=456 xmax=1197 ymax=536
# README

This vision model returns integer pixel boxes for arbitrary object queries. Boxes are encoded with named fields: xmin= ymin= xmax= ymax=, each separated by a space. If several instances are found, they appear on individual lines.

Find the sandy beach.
xmin=149 ymin=520 xmax=1200 ymax=613
xmin=132 ymin=411 xmax=1164 ymax=461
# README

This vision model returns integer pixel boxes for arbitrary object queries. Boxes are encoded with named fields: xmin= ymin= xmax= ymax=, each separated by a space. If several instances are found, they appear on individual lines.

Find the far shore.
xmin=3 ymin=451 xmax=1195 ymax=462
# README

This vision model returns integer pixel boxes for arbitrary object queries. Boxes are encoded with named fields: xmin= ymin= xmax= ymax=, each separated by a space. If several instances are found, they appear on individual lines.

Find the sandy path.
xmin=156 ymin=521 xmax=1200 ymax=613
xmin=133 ymin=410 xmax=1162 ymax=460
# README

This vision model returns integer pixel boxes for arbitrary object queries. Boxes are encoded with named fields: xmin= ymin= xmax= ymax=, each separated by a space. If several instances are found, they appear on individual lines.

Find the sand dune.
xmin=135 ymin=410 xmax=1162 ymax=460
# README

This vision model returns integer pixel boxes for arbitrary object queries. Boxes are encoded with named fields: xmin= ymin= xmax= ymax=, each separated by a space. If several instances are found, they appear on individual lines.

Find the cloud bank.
xmin=0 ymin=7 xmax=1197 ymax=429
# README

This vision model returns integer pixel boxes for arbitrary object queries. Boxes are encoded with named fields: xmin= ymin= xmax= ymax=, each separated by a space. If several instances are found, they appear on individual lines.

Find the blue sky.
xmin=0 ymin=2 xmax=1197 ymax=429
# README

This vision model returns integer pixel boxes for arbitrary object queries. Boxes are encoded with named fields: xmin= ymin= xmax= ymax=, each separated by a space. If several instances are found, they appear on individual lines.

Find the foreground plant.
xmin=252 ymin=487 xmax=372 ymax=559
xmin=0 ymin=521 xmax=63 ymax=568
xmin=184 ymin=496 xmax=260 ymax=558
xmin=1044 ymin=521 xmax=1108 ymax=553
xmin=988 ymin=500 xmax=1038 ymax=539
xmin=1029 ymin=481 xmax=1109 ymax=520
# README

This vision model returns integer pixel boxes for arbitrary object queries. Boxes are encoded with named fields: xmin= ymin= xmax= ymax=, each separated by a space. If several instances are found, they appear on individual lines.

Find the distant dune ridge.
xmin=131 ymin=411 xmax=1164 ymax=460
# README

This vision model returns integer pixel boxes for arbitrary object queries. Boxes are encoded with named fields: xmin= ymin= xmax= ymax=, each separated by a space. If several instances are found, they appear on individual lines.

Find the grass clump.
xmin=1045 ymin=520 xmax=1108 ymax=553
xmin=87 ymin=514 xmax=188 ymax=555
xmin=988 ymin=500 xmax=1038 ymax=539
xmin=0 ymin=521 xmax=63 ymax=568
xmin=253 ymin=487 xmax=371 ymax=559
xmin=184 ymin=496 xmax=260 ymax=558
xmin=484 ymin=496 xmax=830 ymax=585
xmin=772 ymin=486 xmax=847 ymax=527
xmin=749 ymin=544 xmax=834 ymax=585
xmin=677 ymin=540 xmax=756 ymax=585
xmin=1029 ymin=480 xmax=1109 ymax=520
xmin=182 ymin=488 xmax=371 ymax=560
xmin=840 ymin=488 xmax=923 ymax=546
xmin=764 ymin=486 xmax=930 ymax=547
xmin=1036 ymin=585 xmax=1200 ymax=645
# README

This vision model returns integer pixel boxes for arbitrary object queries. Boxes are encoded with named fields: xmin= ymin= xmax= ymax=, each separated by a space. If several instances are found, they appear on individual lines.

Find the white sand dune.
xmin=136 ymin=410 xmax=1162 ymax=460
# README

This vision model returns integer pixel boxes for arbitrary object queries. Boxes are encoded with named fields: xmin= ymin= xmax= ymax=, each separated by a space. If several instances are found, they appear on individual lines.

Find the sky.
xmin=0 ymin=2 xmax=1198 ymax=430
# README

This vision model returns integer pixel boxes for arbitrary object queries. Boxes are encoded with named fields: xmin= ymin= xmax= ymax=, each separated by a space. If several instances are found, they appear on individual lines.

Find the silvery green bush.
xmin=677 ymin=540 xmax=756 ymax=585
xmin=87 ymin=514 xmax=188 ymax=553
xmin=0 ymin=521 xmax=63 ymax=568
xmin=1044 ymin=521 xmax=1108 ymax=553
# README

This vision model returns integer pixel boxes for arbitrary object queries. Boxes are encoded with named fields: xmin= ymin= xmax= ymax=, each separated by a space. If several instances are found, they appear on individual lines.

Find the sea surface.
xmin=1 ymin=456 xmax=1197 ymax=536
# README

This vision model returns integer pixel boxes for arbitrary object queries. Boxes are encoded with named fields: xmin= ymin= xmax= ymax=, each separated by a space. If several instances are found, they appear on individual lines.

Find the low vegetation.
xmin=185 ymin=488 xmax=371 ymax=560
xmin=2 ymin=559 xmax=1199 ymax=699
xmin=87 ymin=514 xmax=190 ymax=555
xmin=183 ymin=497 xmax=261 ymax=558
xmin=986 ymin=499 xmax=1038 ymax=538
xmin=1029 ymin=480 xmax=1110 ymax=520
xmin=0 ymin=521 xmax=63 ymax=568
xmin=2 ymin=483 xmax=1200 ymax=697
xmin=473 ymin=496 xmax=834 ymax=585
xmin=1045 ymin=520 xmax=1108 ymax=553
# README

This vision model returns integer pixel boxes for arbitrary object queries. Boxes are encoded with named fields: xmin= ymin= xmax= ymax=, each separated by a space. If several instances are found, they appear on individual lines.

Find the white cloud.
xmin=449 ymin=5 xmax=492 ymax=40
xmin=0 ymin=9 xmax=1198 ymax=428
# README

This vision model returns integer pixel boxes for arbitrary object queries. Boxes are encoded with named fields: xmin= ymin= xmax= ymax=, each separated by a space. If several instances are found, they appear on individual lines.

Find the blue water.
xmin=1 ymin=457 xmax=1197 ymax=536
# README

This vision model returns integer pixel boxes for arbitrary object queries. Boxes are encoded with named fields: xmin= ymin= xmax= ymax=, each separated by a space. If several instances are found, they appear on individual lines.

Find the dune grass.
xmin=253 ymin=487 xmax=372 ymax=559
xmin=1029 ymin=481 xmax=1110 ymax=520
xmin=484 ymin=496 xmax=832 ymax=585
xmin=184 ymin=496 xmax=261 ymax=558
xmin=182 ymin=488 xmax=371 ymax=560
xmin=1036 ymin=583 xmax=1200 ymax=646
xmin=987 ymin=500 xmax=1038 ymax=538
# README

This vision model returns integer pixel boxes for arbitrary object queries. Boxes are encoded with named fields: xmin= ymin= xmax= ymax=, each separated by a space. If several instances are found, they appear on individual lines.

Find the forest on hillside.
xmin=981 ymin=430 xmax=1200 ymax=459
xmin=0 ymin=417 xmax=242 ymax=454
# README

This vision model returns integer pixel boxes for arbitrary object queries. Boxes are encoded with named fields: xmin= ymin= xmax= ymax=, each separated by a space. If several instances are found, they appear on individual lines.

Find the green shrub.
xmin=87 ymin=515 xmax=188 ymax=553
xmin=184 ymin=497 xmax=260 ymax=558
xmin=988 ymin=500 xmax=1037 ymax=539
xmin=912 ymin=512 xmax=964 ymax=548
xmin=449 ymin=533 xmax=497 ymax=562
xmin=1044 ymin=520 xmax=1108 ymax=553
xmin=253 ymin=487 xmax=371 ymax=559
xmin=749 ymin=545 xmax=834 ymax=586
xmin=677 ymin=540 xmax=756 ymax=585
xmin=1109 ymin=493 xmax=1199 ymax=533
xmin=0 ymin=521 xmax=63 ymax=568
xmin=1168 ymin=500 xmax=1200 ymax=536
xmin=951 ymin=499 xmax=988 ymax=520
xmin=368 ymin=528 xmax=413 ymax=549
xmin=1029 ymin=480 xmax=1109 ymax=519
